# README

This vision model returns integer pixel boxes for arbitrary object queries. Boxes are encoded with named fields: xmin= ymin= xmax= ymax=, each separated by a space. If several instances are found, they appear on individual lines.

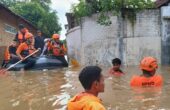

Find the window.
xmin=4 ymin=24 xmax=17 ymax=34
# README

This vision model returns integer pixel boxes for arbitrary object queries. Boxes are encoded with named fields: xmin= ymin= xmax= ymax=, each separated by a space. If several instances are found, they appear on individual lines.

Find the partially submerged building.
xmin=0 ymin=3 xmax=37 ymax=64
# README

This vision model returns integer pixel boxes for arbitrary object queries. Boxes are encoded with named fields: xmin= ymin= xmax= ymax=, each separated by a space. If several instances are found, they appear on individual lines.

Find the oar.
xmin=0 ymin=48 xmax=41 ymax=74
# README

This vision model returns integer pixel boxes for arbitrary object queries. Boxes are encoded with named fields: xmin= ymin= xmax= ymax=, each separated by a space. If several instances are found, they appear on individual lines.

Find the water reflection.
xmin=0 ymin=66 xmax=170 ymax=110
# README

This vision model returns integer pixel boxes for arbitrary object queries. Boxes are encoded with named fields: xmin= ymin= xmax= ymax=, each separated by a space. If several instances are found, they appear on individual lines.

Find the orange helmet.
xmin=25 ymin=32 xmax=33 ymax=39
xmin=52 ymin=34 xmax=60 ymax=39
xmin=140 ymin=56 xmax=158 ymax=71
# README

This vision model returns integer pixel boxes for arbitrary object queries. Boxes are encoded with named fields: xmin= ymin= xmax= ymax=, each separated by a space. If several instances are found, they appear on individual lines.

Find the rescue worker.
xmin=67 ymin=66 xmax=106 ymax=110
xmin=16 ymin=32 xmax=36 ymax=70
xmin=8 ymin=39 xmax=20 ymax=64
xmin=130 ymin=56 xmax=163 ymax=87
xmin=109 ymin=58 xmax=124 ymax=76
xmin=48 ymin=34 xmax=67 ymax=56
xmin=15 ymin=24 xmax=28 ymax=44
xmin=47 ymin=34 xmax=68 ymax=66
xmin=1 ymin=47 xmax=10 ymax=68
xmin=1 ymin=39 xmax=20 ymax=67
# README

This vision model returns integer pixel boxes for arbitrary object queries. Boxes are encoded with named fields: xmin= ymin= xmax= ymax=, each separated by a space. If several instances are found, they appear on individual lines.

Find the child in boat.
xmin=67 ymin=66 xmax=106 ymax=110
xmin=109 ymin=58 xmax=124 ymax=76
xmin=130 ymin=56 xmax=163 ymax=87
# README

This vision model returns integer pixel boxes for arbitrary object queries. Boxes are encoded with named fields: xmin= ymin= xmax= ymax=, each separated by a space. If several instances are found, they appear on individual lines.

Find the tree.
xmin=0 ymin=0 xmax=61 ymax=37
xmin=8 ymin=1 xmax=61 ymax=37
xmin=72 ymin=0 xmax=155 ymax=25
xmin=31 ymin=0 xmax=51 ymax=10
xmin=0 ymin=0 xmax=16 ymax=7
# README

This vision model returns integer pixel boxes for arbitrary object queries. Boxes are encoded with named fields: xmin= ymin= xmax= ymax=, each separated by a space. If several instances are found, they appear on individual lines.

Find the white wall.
xmin=66 ymin=9 xmax=161 ymax=66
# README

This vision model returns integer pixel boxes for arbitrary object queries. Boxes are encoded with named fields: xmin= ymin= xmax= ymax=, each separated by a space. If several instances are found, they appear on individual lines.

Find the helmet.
xmin=25 ymin=33 xmax=33 ymax=39
xmin=140 ymin=56 xmax=158 ymax=71
xmin=52 ymin=34 xmax=60 ymax=39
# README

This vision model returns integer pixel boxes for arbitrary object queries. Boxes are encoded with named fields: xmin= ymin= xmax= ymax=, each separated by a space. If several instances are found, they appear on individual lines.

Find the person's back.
xmin=130 ymin=75 xmax=162 ymax=87
xmin=68 ymin=92 xmax=105 ymax=110
xmin=130 ymin=56 xmax=163 ymax=87
xmin=67 ymin=66 xmax=106 ymax=110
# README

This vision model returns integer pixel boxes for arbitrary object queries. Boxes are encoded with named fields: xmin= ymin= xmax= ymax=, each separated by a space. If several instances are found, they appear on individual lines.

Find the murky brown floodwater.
xmin=0 ymin=65 xmax=170 ymax=110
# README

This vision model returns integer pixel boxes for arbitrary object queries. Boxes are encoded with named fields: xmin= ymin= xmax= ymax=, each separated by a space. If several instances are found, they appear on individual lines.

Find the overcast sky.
xmin=50 ymin=0 xmax=79 ymax=40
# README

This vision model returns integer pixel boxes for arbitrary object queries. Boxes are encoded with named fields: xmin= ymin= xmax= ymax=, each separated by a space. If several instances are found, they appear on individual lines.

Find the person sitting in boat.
xmin=8 ymin=39 xmax=20 ymax=64
xmin=48 ymin=34 xmax=67 ymax=57
xmin=1 ymin=46 xmax=10 ymax=68
xmin=109 ymin=58 xmax=124 ymax=76
xmin=130 ymin=56 xmax=163 ymax=87
xmin=34 ymin=30 xmax=45 ymax=55
xmin=15 ymin=24 xmax=29 ymax=44
xmin=16 ymin=32 xmax=37 ymax=70
xmin=46 ymin=34 xmax=68 ymax=66
xmin=40 ymin=38 xmax=51 ymax=56
xmin=1 ymin=39 xmax=20 ymax=68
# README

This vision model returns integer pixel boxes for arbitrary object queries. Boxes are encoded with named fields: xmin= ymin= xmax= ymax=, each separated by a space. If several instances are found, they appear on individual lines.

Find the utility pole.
xmin=119 ymin=0 xmax=125 ymax=65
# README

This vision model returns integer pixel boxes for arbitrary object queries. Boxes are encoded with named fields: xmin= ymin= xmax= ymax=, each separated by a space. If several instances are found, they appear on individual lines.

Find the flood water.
xmin=0 ymin=65 xmax=170 ymax=110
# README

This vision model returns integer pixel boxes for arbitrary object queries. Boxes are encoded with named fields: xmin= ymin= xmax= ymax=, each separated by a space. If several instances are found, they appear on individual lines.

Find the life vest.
xmin=130 ymin=75 xmax=163 ymax=87
xmin=50 ymin=41 xmax=66 ymax=56
xmin=4 ymin=47 xmax=10 ymax=62
xmin=17 ymin=28 xmax=29 ymax=44
xmin=67 ymin=92 xmax=106 ymax=110
xmin=17 ymin=31 xmax=26 ymax=44
xmin=16 ymin=43 xmax=35 ymax=57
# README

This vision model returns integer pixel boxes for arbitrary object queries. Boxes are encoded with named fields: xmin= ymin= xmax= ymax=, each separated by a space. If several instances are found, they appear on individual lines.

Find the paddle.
xmin=0 ymin=48 xmax=41 ymax=74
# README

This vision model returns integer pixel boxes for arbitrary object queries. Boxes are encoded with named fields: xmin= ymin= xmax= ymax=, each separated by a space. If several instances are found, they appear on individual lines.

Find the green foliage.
xmin=72 ymin=0 xmax=92 ymax=18
xmin=1 ymin=0 xmax=61 ymax=37
xmin=31 ymin=0 xmax=51 ymax=10
xmin=0 ymin=0 xmax=16 ymax=7
xmin=72 ymin=0 xmax=155 ymax=26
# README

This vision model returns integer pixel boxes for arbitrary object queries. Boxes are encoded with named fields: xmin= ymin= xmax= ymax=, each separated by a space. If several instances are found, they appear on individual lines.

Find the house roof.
xmin=155 ymin=0 xmax=170 ymax=8
xmin=0 ymin=3 xmax=37 ymax=30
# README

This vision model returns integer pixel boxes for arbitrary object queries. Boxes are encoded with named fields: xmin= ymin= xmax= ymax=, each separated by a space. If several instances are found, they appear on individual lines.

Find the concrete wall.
xmin=66 ymin=26 xmax=82 ymax=63
xmin=66 ymin=9 xmax=161 ymax=66
xmin=161 ymin=5 xmax=170 ymax=64
xmin=124 ymin=10 xmax=161 ymax=65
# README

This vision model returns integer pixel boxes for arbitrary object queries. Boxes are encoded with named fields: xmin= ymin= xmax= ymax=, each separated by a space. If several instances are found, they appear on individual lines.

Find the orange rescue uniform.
xmin=48 ymin=41 xmax=67 ymax=56
xmin=67 ymin=92 xmax=106 ymax=110
xmin=4 ymin=47 xmax=10 ymax=62
xmin=16 ymin=42 xmax=35 ymax=57
xmin=16 ymin=28 xmax=29 ymax=44
xmin=130 ymin=75 xmax=163 ymax=87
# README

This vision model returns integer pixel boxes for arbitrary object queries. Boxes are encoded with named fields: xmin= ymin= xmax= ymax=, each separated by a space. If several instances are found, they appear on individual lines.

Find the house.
xmin=155 ymin=0 xmax=170 ymax=8
xmin=0 ymin=3 xmax=38 ymax=65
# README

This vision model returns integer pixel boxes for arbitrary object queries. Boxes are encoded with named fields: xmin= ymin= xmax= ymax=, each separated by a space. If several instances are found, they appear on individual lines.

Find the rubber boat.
xmin=6 ymin=55 xmax=68 ymax=71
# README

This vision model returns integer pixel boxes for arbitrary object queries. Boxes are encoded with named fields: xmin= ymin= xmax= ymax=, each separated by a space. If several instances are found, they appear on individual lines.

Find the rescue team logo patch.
xmin=142 ymin=82 xmax=155 ymax=86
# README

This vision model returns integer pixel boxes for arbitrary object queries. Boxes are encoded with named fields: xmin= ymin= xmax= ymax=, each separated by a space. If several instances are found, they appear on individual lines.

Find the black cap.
xmin=37 ymin=30 xmax=41 ymax=33
xmin=18 ymin=24 xmax=25 ymax=30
